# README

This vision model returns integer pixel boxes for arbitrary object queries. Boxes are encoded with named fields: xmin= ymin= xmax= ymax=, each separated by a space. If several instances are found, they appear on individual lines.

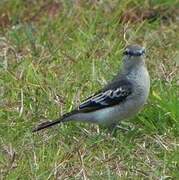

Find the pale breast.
xmin=127 ymin=65 xmax=150 ymax=100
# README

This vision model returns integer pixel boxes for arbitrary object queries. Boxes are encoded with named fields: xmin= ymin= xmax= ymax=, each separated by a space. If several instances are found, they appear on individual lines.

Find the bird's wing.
xmin=78 ymin=79 xmax=133 ymax=112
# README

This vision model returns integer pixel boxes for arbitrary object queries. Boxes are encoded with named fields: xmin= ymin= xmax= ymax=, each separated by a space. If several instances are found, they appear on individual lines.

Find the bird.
xmin=32 ymin=44 xmax=150 ymax=132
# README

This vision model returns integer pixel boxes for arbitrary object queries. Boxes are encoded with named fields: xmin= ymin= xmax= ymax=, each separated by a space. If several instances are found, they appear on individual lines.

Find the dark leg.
xmin=107 ymin=123 xmax=118 ymax=136
xmin=107 ymin=122 xmax=133 ymax=136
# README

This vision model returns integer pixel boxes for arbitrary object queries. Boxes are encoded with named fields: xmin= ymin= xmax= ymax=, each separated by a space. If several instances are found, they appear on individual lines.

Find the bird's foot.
xmin=107 ymin=122 xmax=134 ymax=136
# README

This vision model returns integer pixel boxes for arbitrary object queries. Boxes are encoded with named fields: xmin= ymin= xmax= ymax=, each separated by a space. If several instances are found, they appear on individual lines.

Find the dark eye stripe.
xmin=123 ymin=48 xmax=145 ymax=56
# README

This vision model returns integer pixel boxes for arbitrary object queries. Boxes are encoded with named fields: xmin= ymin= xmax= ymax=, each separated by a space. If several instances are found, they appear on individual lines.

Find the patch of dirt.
xmin=121 ymin=7 xmax=179 ymax=24
xmin=0 ymin=13 xmax=11 ymax=28
xmin=0 ymin=1 xmax=63 ymax=28
xmin=27 ymin=1 xmax=63 ymax=22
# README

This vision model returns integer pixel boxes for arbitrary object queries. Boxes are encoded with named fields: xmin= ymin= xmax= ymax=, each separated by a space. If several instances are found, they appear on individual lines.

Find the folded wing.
xmin=79 ymin=80 xmax=132 ymax=112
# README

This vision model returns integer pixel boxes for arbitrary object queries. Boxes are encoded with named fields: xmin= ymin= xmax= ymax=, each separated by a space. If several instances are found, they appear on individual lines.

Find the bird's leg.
xmin=107 ymin=123 xmax=118 ymax=136
xmin=107 ymin=122 xmax=133 ymax=136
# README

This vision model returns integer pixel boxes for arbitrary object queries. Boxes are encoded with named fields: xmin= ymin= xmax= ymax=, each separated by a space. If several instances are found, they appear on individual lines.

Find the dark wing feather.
xmin=78 ymin=79 xmax=133 ymax=112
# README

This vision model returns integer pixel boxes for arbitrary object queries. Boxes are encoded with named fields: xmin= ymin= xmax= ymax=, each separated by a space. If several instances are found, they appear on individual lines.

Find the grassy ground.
xmin=0 ymin=0 xmax=179 ymax=179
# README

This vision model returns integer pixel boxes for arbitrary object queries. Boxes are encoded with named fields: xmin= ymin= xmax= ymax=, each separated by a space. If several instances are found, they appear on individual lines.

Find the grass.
xmin=0 ymin=0 xmax=179 ymax=179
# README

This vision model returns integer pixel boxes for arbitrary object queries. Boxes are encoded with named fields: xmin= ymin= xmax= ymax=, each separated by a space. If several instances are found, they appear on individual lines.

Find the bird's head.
xmin=123 ymin=44 xmax=146 ymax=70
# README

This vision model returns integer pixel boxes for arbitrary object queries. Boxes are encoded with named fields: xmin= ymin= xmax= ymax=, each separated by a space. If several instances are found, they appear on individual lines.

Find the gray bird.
xmin=33 ymin=44 xmax=150 ymax=132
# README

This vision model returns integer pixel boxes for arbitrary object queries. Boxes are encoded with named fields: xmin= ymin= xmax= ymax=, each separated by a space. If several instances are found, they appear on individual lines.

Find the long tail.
xmin=32 ymin=110 xmax=78 ymax=132
xmin=32 ymin=118 xmax=64 ymax=132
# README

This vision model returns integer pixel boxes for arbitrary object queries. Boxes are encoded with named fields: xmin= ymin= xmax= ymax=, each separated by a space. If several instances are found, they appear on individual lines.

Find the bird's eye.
xmin=123 ymin=48 xmax=145 ymax=56
xmin=123 ymin=49 xmax=130 ymax=55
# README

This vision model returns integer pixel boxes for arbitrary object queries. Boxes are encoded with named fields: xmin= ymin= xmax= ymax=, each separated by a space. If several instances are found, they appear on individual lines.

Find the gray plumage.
xmin=33 ymin=44 xmax=150 ymax=132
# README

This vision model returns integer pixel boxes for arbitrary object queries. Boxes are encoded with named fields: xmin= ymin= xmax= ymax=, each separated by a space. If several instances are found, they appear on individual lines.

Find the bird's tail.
xmin=32 ymin=118 xmax=64 ymax=132
xmin=32 ymin=110 xmax=77 ymax=132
